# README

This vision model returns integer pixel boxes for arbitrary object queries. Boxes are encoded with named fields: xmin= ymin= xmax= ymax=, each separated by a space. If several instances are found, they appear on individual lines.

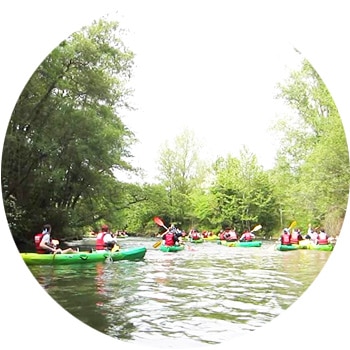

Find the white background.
xmin=1 ymin=1 xmax=349 ymax=350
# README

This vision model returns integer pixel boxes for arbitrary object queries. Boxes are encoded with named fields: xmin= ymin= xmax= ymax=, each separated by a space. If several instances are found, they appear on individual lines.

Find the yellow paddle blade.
xmin=252 ymin=224 xmax=262 ymax=232
xmin=111 ymin=244 xmax=119 ymax=253
xmin=289 ymin=221 xmax=297 ymax=230
xmin=153 ymin=240 xmax=161 ymax=248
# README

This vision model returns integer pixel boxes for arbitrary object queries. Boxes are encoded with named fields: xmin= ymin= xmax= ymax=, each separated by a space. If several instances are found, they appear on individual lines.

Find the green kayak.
xmin=275 ymin=244 xmax=299 ymax=251
xmin=160 ymin=244 xmax=185 ymax=252
xmin=190 ymin=238 xmax=204 ymax=243
xmin=21 ymin=246 xmax=147 ymax=265
xmin=276 ymin=242 xmax=334 ymax=251
xmin=308 ymin=243 xmax=334 ymax=251
xmin=220 ymin=240 xmax=262 ymax=247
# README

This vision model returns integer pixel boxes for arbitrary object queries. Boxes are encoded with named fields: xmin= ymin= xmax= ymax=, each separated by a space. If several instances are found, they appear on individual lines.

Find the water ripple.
xmin=28 ymin=238 xmax=331 ymax=348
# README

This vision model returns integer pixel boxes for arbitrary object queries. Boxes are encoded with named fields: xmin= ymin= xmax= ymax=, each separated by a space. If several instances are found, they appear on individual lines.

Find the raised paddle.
xmin=153 ymin=217 xmax=169 ymax=248
xmin=251 ymin=224 xmax=262 ymax=232
xmin=272 ymin=221 xmax=297 ymax=250
xmin=288 ymin=220 xmax=297 ymax=231
xmin=153 ymin=216 xmax=168 ymax=230
xmin=152 ymin=217 xmax=191 ymax=250
xmin=239 ymin=224 xmax=262 ymax=242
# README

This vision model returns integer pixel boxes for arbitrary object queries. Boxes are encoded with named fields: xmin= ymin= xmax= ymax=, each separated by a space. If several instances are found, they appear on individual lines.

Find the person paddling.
xmin=162 ymin=225 xmax=179 ymax=246
xmin=317 ymin=228 xmax=330 ymax=245
xmin=95 ymin=224 xmax=119 ymax=251
xmin=290 ymin=228 xmax=303 ymax=244
xmin=239 ymin=228 xmax=255 ymax=242
xmin=279 ymin=228 xmax=291 ymax=245
xmin=34 ymin=224 xmax=76 ymax=254
xmin=224 ymin=227 xmax=238 ymax=242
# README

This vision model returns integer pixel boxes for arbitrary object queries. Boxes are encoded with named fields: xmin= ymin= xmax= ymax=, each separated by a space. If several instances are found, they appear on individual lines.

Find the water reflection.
xmin=26 ymin=238 xmax=331 ymax=348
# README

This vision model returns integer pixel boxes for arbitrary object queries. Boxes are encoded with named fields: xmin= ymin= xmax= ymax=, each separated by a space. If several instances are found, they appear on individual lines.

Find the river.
xmin=25 ymin=237 xmax=332 ymax=348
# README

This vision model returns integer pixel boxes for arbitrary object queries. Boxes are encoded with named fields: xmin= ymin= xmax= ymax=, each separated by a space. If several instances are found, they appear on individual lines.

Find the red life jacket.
xmin=242 ymin=232 xmax=252 ymax=241
xmin=96 ymin=232 xmax=107 ymax=250
xmin=290 ymin=231 xmax=300 ymax=244
xmin=164 ymin=232 xmax=175 ymax=246
xmin=281 ymin=232 xmax=291 ymax=244
xmin=226 ymin=231 xmax=238 ymax=241
xmin=34 ymin=232 xmax=47 ymax=253
xmin=34 ymin=232 xmax=54 ymax=253
xmin=192 ymin=232 xmax=200 ymax=240
xmin=318 ymin=232 xmax=329 ymax=245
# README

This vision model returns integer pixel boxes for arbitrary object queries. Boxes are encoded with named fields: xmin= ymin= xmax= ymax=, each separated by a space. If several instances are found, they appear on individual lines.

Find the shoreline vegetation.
xmin=2 ymin=17 xmax=348 ymax=248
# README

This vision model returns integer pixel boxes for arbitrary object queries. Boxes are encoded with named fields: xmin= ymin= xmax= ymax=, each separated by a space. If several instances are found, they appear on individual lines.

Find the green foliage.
xmin=210 ymin=147 xmax=277 ymax=232
xmin=156 ymin=129 xmax=209 ymax=230
xmin=272 ymin=57 xmax=349 ymax=235
xmin=2 ymin=21 xmax=347 ymax=242
xmin=2 ymin=18 xmax=136 ymax=239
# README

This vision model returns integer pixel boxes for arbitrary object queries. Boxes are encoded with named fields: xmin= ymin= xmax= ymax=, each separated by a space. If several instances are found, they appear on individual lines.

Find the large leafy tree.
xmin=272 ymin=57 xmax=350 ymax=235
xmin=2 ymin=18 xmax=136 ymax=239
xmin=210 ymin=147 xmax=277 ymax=232
xmin=156 ymin=129 xmax=208 ymax=229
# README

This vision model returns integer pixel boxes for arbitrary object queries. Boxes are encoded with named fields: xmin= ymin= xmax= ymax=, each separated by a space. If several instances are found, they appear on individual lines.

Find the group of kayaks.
xmin=158 ymin=237 xmax=335 ymax=253
xmin=158 ymin=238 xmax=263 ymax=252
xmin=21 ymin=237 xmax=334 ymax=265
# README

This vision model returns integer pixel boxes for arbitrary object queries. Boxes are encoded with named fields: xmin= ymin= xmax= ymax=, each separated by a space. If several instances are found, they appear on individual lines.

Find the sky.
xmin=110 ymin=3 xmax=303 ymax=181
xmin=1 ymin=1 xmax=350 ymax=350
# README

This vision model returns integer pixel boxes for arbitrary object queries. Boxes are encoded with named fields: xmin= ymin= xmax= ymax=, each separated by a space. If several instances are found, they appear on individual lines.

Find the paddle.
xmin=251 ymin=224 xmax=262 ymax=232
xmin=152 ymin=217 xmax=191 ymax=250
xmin=274 ymin=221 xmax=297 ymax=249
xmin=239 ymin=224 xmax=262 ymax=242
xmin=154 ymin=216 xmax=168 ymax=230
xmin=153 ymin=240 xmax=162 ymax=249
xmin=153 ymin=217 xmax=168 ymax=248
xmin=111 ymin=243 xmax=120 ymax=252
xmin=289 ymin=220 xmax=297 ymax=231
xmin=52 ymin=239 xmax=59 ymax=246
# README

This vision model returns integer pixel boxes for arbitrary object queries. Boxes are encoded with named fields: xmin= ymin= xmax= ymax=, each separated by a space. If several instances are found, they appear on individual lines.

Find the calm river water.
xmin=25 ymin=237 xmax=332 ymax=348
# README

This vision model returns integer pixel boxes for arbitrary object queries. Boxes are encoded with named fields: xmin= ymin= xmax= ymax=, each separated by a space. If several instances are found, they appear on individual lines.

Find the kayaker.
xmin=189 ymin=228 xmax=202 ymax=241
xmin=280 ymin=228 xmax=291 ymax=245
xmin=224 ymin=228 xmax=238 ymax=241
xmin=34 ymin=224 xmax=75 ymax=254
xmin=239 ymin=228 xmax=255 ymax=242
xmin=309 ymin=228 xmax=319 ymax=244
xmin=290 ymin=228 xmax=303 ymax=244
xmin=96 ymin=224 xmax=119 ymax=251
xmin=304 ymin=223 xmax=311 ymax=239
xmin=162 ymin=225 xmax=179 ymax=246
xmin=317 ymin=228 xmax=330 ymax=245
xmin=218 ymin=230 xmax=225 ymax=240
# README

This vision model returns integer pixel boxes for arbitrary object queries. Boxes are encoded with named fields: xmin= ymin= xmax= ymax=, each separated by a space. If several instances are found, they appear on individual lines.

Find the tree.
xmin=2 ymin=18 xmax=136 ymax=239
xmin=273 ymin=57 xmax=350 ymax=234
xmin=210 ymin=147 xmax=277 ymax=232
xmin=156 ymin=129 xmax=208 ymax=229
